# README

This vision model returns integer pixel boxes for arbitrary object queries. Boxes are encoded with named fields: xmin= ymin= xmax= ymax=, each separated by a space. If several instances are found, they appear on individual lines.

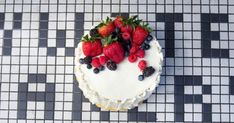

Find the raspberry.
xmin=138 ymin=60 xmax=147 ymax=71
xmin=130 ymin=45 xmax=139 ymax=54
xmin=91 ymin=57 xmax=101 ymax=68
xmin=128 ymin=54 xmax=137 ymax=63
xmin=136 ymin=49 xmax=145 ymax=58
xmin=99 ymin=56 xmax=108 ymax=65
xmin=122 ymin=32 xmax=131 ymax=40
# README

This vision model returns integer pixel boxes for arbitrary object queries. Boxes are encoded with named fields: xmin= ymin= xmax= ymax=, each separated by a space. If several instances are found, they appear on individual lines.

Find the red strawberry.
xmin=113 ymin=16 xmax=124 ymax=28
xmin=132 ymin=25 xmax=151 ymax=46
xmin=130 ymin=45 xmax=139 ymax=54
xmin=103 ymin=35 xmax=125 ymax=64
xmin=99 ymin=56 xmax=109 ymax=65
xmin=128 ymin=54 xmax=137 ymax=63
xmin=92 ymin=57 xmax=101 ymax=68
xmin=122 ymin=32 xmax=131 ymax=40
xmin=121 ymin=24 xmax=133 ymax=33
xmin=82 ymin=35 xmax=102 ymax=57
xmin=136 ymin=49 xmax=145 ymax=58
xmin=138 ymin=60 xmax=147 ymax=71
xmin=98 ymin=17 xmax=115 ymax=37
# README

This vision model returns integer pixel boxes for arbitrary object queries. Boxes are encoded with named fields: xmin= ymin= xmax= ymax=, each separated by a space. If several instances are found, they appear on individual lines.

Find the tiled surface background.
xmin=0 ymin=0 xmax=234 ymax=122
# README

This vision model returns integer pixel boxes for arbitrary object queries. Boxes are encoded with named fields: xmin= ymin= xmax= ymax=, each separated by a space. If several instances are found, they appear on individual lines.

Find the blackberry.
xmin=146 ymin=34 xmax=153 ymax=41
xmin=93 ymin=68 xmax=100 ymax=74
xmin=143 ymin=66 xmax=155 ymax=77
xmin=138 ymin=75 xmax=144 ymax=81
xmin=99 ymin=66 xmax=105 ymax=71
xmin=83 ymin=56 xmax=92 ymax=64
xmin=87 ymin=64 xmax=92 ymax=69
xmin=79 ymin=58 xmax=84 ymax=64
xmin=143 ymin=43 xmax=150 ymax=50
xmin=106 ymin=61 xmax=117 ymax=71
xmin=90 ymin=28 xmax=99 ymax=37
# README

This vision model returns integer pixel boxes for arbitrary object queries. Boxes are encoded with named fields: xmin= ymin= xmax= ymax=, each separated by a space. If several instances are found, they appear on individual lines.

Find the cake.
xmin=75 ymin=15 xmax=163 ymax=111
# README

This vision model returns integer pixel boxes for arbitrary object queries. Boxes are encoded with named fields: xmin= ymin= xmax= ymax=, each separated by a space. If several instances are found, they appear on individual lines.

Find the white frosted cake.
xmin=74 ymin=15 xmax=163 ymax=110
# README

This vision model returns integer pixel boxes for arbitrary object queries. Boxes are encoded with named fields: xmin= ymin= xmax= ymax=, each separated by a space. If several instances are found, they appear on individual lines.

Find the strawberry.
xmin=82 ymin=35 xmax=102 ymax=57
xmin=138 ymin=60 xmax=147 ymax=71
xmin=136 ymin=49 xmax=145 ymax=58
xmin=103 ymin=35 xmax=125 ymax=64
xmin=121 ymin=24 xmax=133 ymax=33
xmin=113 ymin=16 xmax=124 ymax=28
xmin=98 ymin=17 xmax=115 ymax=37
xmin=92 ymin=57 xmax=101 ymax=68
xmin=130 ymin=45 xmax=139 ymax=54
xmin=128 ymin=54 xmax=137 ymax=63
xmin=122 ymin=32 xmax=131 ymax=40
xmin=99 ymin=56 xmax=109 ymax=65
xmin=132 ymin=25 xmax=152 ymax=46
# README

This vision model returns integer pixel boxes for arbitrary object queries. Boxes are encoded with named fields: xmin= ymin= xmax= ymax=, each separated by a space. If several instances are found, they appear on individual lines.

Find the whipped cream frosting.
xmin=75 ymin=37 xmax=163 ymax=110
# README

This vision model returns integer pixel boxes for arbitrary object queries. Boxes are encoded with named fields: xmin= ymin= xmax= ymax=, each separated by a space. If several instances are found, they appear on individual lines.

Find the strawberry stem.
xmin=104 ymin=35 xmax=117 ymax=46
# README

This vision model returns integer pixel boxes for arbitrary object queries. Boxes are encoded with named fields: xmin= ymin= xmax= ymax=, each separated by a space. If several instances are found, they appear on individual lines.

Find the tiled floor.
xmin=0 ymin=0 xmax=234 ymax=122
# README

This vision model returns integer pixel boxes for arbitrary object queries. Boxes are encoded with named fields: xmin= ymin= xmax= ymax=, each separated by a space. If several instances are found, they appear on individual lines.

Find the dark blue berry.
xmin=115 ymin=27 xmax=120 ymax=33
xmin=87 ymin=64 xmax=92 ymax=69
xmin=83 ymin=56 xmax=92 ymax=64
xmin=143 ymin=66 xmax=155 ymax=77
xmin=146 ymin=34 xmax=153 ymax=41
xmin=93 ymin=68 xmax=99 ymax=74
xmin=125 ymin=51 xmax=130 ymax=57
xmin=144 ymin=43 xmax=150 ymax=50
xmin=138 ymin=75 xmax=144 ymax=81
xmin=79 ymin=58 xmax=84 ymax=64
xmin=99 ymin=66 xmax=105 ymax=71
xmin=107 ymin=61 xmax=117 ymax=71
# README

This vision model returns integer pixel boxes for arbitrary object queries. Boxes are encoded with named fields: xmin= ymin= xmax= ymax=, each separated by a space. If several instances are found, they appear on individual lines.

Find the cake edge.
xmin=74 ymin=37 xmax=164 ymax=111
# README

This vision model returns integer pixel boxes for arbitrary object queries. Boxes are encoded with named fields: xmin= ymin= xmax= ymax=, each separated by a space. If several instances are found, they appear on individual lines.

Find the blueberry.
xmin=114 ymin=27 xmax=120 ymax=33
xmin=79 ymin=58 xmax=84 ymax=64
xmin=83 ymin=56 xmax=92 ymax=64
xmin=143 ymin=66 xmax=155 ymax=77
xmin=87 ymin=64 xmax=92 ymax=69
xmin=93 ymin=68 xmax=100 ymax=74
xmin=138 ymin=75 xmax=144 ymax=81
xmin=144 ymin=43 xmax=150 ymax=50
xmin=146 ymin=34 xmax=153 ymax=41
xmin=99 ymin=66 xmax=105 ymax=71
xmin=107 ymin=61 xmax=117 ymax=71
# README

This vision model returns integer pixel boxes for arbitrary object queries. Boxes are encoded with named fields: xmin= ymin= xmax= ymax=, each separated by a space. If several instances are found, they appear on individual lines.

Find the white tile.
xmin=27 ymin=111 xmax=35 ymax=119
xmin=184 ymin=113 xmax=192 ymax=121
xmin=56 ymin=66 xmax=64 ymax=73
xmin=212 ymin=95 xmax=220 ymax=103
xmin=27 ymin=102 xmax=36 ymax=110
xmin=56 ymin=57 xmax=64 ymax=65
xmin=57 ymin=48 xmax=65 ymax=56
xmin=37 ymin=83 xmax=45 ymax=91
xmin=166 ymin=113 xmax=174 ymax=121
xmin=138 ymin=103 xmax=147 ymax=112
xmin=47 ymin=57 xmax=56 ymax=64
xmin=0 ymin=101 xmax=9 ymax=109
xmin=63 ymin=111 xmax=71 ymax=120
xmin=184 ymin=86 xmax=193 ymax=94
xmin=65 ymin=75 xmax=73 ymax=83
xmin=119 ymin=112 xmax=127 ymax=120
xmin=203 ymin=95 xmax=211 ymax=103
xmin=64 ymin=84 xmax=73 ymax=92
xmin=110 ymin=112 xmax=118 ymax=120
xmin=64 ymin=93 xmax=72 ymax=101
xmin=64 ymin=102 xmax=72 ymax=110
xmin=221 ymin=95 xmax=229 ymax=103
xmin=212 ymin=113 xmax=221 ymax=122
xmin=157 ymin=113 xmax=165 ymax=121
xmin=82 ymin=112 xmax=90 ymax=120
xmin=47 ymin=66 xmax=55 ymax=73
xmin=37 ymin=102 xmax=45 ymax=110
xmin=54 ymin=111 xmax=63 ymax=120
xmin=92 ymin=112 xmax=100 ymax=120
xmin=56 ymin=75 xmax=64 ymax=83
xmin=55 ymin=102 xmax=63 ymax=110
xmin=55 ymin=93 xmax=64 ymax=101
xmin=156 ymin=104 xmax=165 ymax=112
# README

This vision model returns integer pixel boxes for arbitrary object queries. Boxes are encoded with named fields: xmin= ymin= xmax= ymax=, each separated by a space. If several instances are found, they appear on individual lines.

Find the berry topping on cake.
xmin=132 ymin=24 xmax=152 ymax=46
xmin=82 ymin=35 xmax=102 ymax=57
xmin=97 ymin=17 xmax=115 ymax=37
xmin=93 ymin=68 xmax=100 ymax=74
xmin=143 ymin=66 xmax=155 ymax=77
xmin=106 ymin=61 xmax=117 ymax=71
xmin=138 ymin=75 xmax=144 ymax=81
xmin=99 ymin=56 xmax=109 ymax=65
xmin=136 ymin=49 xmax=145 ymax=58
xmin=83 ymin=56 xmax=92 ymax=64
xmin=99 ymin=65 xmax=105 ymax=71
xmin=79 ymin=58 xmax=84 ymax=64
xmin=128 ymin=54 xmax=137 ymax=63
xmin=86 ymin=64 xmax=92 ymax=69
xmin=138 ymin=60 xmax=147 ymax=71
xmin=130 ymin=45 xmax=139 ymax=54
xmin=103 ymin=35 xmax=125 ymax=64
xmin=91 ymin=57 xmax=101 ymax=68
xmin=122 ymin=32 xmax=131 ymax=40
xmin=113 ymin=16 xmax=124 ymax=28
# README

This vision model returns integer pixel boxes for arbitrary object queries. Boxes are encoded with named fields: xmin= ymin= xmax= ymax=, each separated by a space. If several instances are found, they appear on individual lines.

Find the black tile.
xmin=13 ymin=21 xmax=22 ymax=29
xmin=203 ymin=113 xmax=212 ymax=122
xmin=128 ymin=113 xmax=137 ymax=121
xmin=175 ymin=76 xmax=184 ymax=85
xmin=73 ymin=78 xmax=82 ymax=93
xmin=175 ymin=85 xmax=184 ymax=94
xmin=165 ymin=23 xmax=174 ymax=31
xmin=203 ymin=85 xmax=211 ymax=94
xmin=46 ymin=93 xmax=55 ymax=101
xmin=165 ymin=49 xmax=174 ymax=57
xmin=193 ymin=76 xmax=202 ymax=85
xmin=211 ymin=49 xmax=220 ymax=58
xmin=156 ymin=14 xmax=164 ymax=22
xmin=72 ymin=93 xmax=82 ymax=111
xmin=44 ymin=111 xmax=54 ymax=120
xmin=56 ymin=38 xmax=66 ymax=47
xmin=219 ymin=14 xmax=228 ymax=22
xmin=4 ymin=30 xmax=12 ymax=38
xmin=37 ymin=74 xmax=46 ymax=83
xmin=75 ymin=13 xmax=84 ymax=21
xmin=175 ymin=104 xmax=184 ymax=113
xmin=230 ymin=76 xmax=234 ymax=95
xmin=202 ymin=103 xmax=211 ymax=113
xmin=57 ymin=30 xmax=66 ymax=38
xmin=220 ymin=49 xmax=229 ymax=58
xmin=175 ymin=113 xmax=184 ymax=122
xmin=47 ymin=47 xmax=56 ymax=56
xmin=27 ymin=92 xmax=36 ymax=101
xmin=91 ymin=105 xmax=100 ymax=111
xmin=46 ymin=83 xmax=55 ymax=92
xmin=211 ymin=31 xmax=220 ymax=40
xmin=18 ymin=92 xmax=27 ymax=101
xmin=147 ymin=112 xmax=157 ymax=122
xmin=39 ymin=39 xmax=47 ymax=47
xmin=202 ymin=40 xmax=211 ymax=49
xmin=72 ymin=111 xmax=82 ymax=120
xmin=36 ymin=92 xmax=45 ymax=101
xmin=40 ymin=13 xmax=49 ymax=21
xmin=45 ymin=102 xmax=54 ymax=111
xmin=111 ymin=13 xmax=129 ymax=19
xmin=210 ymin=14 xmax=220 ymax=23
xmin=184 ymin=95 xmax=193 ymax=103
xmin=28 ymin=74 xmax=37 ymax=83
xmin=17 ymin=109 xmax=26 ymax=119
xmin=201 ymin=14 xmax=210 ymax=22
xmin=40 ymin=22 xmax=48 ymax=29
xmin=39 ymin=30 xmax=48 ymax=38
xmin=184 ymin=76 xmax=193 ymax=85
xmin=0 ymin=21 xmax=4 ymax=29
xmin=18 ymin=83 xmax=28 ymax=92
xmin=128 ymin=107 xmax=138 ymax=113
xmin=82 ymin=94 xmax=89 ymax=102
xmin=174 ymin=95 xmax=184 ymax=103
xmin=165 ymin=40 xmax=174 ymax=48
xmin=165 ymin=30 xmax=175 ymax=40
xmin=202 ymin=49 xmax=211 ymax=57
xmin=137 ymin=112 xmax=147 ymax=122
xmin=201 ymin=31 xmax=211 ymax=40
xmin=65 ymin=48 xmax=75 ymax=56
xmin=100 ymin=111 xmax=109 ymax=121
xmin=3 ymin=39 xmax=12 ymax=47
xmin=2 ymin=47 xmax=11 ymax=55
xmin=165 ymin=13 xmax=173 ymax=22
xmin=194 ymin=95 xmax=202 ymax=103
xmin=14 ymin=13 xmax=22 ymax=21
xmin=0 ymin=13 xmax=4 ymax=20
xmin=75 ymin=21 xmax=84 ymax=30
xmin=174 ymin=14 xmax=183 ymax=22
xmin=201 ymin=23 xmax=210 ymax=31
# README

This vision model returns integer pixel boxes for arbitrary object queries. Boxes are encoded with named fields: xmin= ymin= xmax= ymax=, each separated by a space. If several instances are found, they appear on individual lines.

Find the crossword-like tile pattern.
xmin=0 ymin=0 xmax=234 ymax=122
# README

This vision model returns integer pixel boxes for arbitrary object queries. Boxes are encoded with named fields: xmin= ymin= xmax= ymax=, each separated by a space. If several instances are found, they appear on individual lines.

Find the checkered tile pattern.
xmin=0 ymin=0 xmax=234 ymax=122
